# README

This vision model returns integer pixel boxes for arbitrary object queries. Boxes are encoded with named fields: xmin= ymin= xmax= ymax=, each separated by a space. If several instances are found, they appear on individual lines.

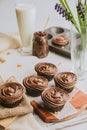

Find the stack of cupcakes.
xmin=22 ymin=61 xmax=77 ymax=113
xmin=54 ymin=72 xmax=77 ymax=93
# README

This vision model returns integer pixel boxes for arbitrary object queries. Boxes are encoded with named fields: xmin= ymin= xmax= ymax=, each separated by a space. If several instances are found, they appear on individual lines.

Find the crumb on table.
xmin=6 ymin=52 xmax=10 ymax=55
xmin=17 ymin=64 xmax=22 ymax=68
xmin=58 ymin=62 xmax=62 ymax=67
xmin=0 ymin=57 xmax=6 ymax=63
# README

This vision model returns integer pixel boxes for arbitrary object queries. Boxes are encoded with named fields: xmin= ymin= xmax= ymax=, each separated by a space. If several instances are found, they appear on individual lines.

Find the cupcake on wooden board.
xmin=41 ymin=87 xmax=69 ymax=112
xmin=23 ymin=75 xmax=48 ymax=97
xmin=35 ymin=62 xmax=58 ymax=81
xmin=0 ymin=82 xmax=24 ymax=108
xmin=54 ymin=72 xmax=77 ymax=93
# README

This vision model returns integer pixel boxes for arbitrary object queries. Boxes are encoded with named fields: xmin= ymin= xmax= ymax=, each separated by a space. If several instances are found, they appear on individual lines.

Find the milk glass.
xmin=15 ymin=3 xmax=36 ymax=55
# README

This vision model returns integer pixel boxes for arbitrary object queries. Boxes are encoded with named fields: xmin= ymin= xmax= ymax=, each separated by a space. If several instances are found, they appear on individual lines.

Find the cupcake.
xmin=54 ymin=72 xmax=77 ymax=93
xmin=0 ymin=82 xmax=24 ymax=108
xmin=52 ymin=35 xmax=69 ymax=46
xmin=23 ymin=75 xmax=48 ymax=97
xmin=35 ymin=62 xmax=58 ymax=81
xmin=41 ymin=87 xmax=69 ymax=112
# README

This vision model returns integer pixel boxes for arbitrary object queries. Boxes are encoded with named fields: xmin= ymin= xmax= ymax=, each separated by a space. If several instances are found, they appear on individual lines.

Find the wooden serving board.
xmin=31 ymin=89 xmax=87 ymax=123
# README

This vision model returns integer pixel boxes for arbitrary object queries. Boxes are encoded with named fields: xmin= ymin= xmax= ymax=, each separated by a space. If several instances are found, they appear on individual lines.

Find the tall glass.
xmin=15 ymin=3 xmax=36 ymax=55
xmin=71 ymin=25 xmax=87 ymax=80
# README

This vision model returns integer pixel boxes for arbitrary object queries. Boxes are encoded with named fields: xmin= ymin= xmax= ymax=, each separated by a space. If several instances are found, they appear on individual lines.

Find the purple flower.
xmin=55 ymin=3 xmax=73 ymax=22
xmin=76 ymin=2 xmax=85 ymax=21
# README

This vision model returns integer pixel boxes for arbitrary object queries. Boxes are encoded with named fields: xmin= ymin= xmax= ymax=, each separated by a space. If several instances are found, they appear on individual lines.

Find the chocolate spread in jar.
xmin=32 ymin=31 xmax=49 ymax=58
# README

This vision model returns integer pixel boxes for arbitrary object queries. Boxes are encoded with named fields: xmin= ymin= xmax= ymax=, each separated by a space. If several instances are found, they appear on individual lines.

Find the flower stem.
xmin=59 ymin=0 xmax=80 ymax=33
xmin=84 ymin=3 xmax=87 ymax=26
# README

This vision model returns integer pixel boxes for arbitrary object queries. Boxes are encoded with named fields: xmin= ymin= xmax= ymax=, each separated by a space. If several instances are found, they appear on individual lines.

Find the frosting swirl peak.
xmin=0 ymin=82 xmax=24 ymax=104
xmin=35 ymin=62 xmax=58 ymax=75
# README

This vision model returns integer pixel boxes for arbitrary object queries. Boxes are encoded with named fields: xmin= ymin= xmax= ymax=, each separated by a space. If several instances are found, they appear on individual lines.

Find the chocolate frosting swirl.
xmin=35 ymin=62 xmax=58 ymax=75
xmin=52 ymin=35 xmax=69 ymax=45
xmin=0 ymin=82 xmax=24 ymax=104
xmin=54 ymin=72 xmax=77 ymax=88
xmin=41 ymin=87 xmax=69 ymax=107
xmin=23 ymin=75 xmax=48 ymax=90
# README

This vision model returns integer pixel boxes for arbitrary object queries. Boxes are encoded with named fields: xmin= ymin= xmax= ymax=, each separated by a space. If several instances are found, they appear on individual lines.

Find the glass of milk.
xmin=15 ymin=3 xmax=36 ymax=55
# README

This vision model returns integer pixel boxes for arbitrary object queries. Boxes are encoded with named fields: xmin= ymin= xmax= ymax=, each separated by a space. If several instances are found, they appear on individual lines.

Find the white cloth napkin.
xmin=0 ymin=32 xmax=20 ymax=52
xmin=48 ymin=114 xmax=87 ymax=130
xmin=7 ymin=113 xmax=46 ymax=130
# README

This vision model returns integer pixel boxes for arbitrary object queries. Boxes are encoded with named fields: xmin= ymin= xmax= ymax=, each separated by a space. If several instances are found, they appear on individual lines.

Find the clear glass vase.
xmin=71 ymin=25 xmax=87 ymax=80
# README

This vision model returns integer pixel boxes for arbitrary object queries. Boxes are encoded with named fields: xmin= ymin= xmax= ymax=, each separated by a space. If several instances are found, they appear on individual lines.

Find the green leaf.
xmin=85 ymin=4 xmax=87 ymax=26
xmin=59 ymin=0 xmax=80 ymax=33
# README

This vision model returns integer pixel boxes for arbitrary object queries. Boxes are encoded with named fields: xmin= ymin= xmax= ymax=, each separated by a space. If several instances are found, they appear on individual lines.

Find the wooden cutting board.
xmin=31 ymin=89 xmax=87 ymax=123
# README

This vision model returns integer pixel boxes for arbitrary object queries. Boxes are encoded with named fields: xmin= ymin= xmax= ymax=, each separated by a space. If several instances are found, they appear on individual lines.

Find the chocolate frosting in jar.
xmin=33 ymin=31 xmax=49 ymax=58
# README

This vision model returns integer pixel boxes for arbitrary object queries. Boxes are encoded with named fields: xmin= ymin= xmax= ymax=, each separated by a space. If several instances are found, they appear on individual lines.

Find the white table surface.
xmin=0 ymin=0 xmax=87 ymax=130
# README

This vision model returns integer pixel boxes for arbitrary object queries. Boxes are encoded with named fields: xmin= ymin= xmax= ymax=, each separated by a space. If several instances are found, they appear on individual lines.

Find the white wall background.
xmin=0 ymin=0 xmax=74 ymax=33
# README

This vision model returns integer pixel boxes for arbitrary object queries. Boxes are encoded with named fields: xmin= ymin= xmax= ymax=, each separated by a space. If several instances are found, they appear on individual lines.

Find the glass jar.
xmin=32 ymin=31 xmax=49 ymax=58
xmin=71 ymin=25 xmax=87 ymax=79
